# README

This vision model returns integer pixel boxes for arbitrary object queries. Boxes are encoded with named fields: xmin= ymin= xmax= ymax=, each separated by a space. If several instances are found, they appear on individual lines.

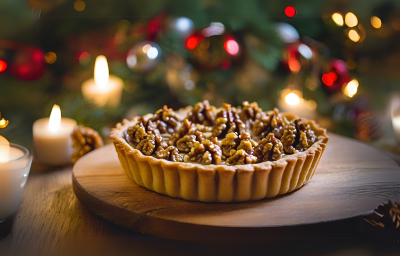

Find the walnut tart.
xmin=111 ymin=101 xmax=329 ymax=202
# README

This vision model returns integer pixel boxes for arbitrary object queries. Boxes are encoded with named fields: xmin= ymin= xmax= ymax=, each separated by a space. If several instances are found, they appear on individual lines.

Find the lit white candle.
xmin=33 ymin=104 xmax=77 ymax=165
xmin=278 ymin=89 xmax=317 ymax=119
xmin=0 ymin=136 xmax=32 ymax=221
xmin=82 ymin=55 xmax=123 ymax=107
xmin=392 ymin=115 xmax=400 ymax=144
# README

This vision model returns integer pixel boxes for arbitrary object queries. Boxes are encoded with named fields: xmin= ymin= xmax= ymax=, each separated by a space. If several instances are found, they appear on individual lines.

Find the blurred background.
xmin=1 ymin=0 xmax=400 ymax=158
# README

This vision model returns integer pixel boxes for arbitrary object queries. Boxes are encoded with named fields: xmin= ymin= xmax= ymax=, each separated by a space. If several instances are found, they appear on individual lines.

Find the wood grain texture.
xmin=72 ymin=133 xmax=400 ymax=240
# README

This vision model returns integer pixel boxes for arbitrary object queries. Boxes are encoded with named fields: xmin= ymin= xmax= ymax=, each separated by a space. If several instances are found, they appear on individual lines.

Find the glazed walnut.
xmin=253 ymin=108 xmax=289 ymax=139
xmin=238 ymin=101 xmax=263 ymax=129
xmin=176 ymin=129 xmax=205 ymax=152
xmin=212 ymin=103 xmax=246 ymax=138
xmin=126 ymin=119 xmax=148 ymax=147
xmin=185 ymin=138 xmax=222 ymax=165
xmin=226 ymin=149 xmax=258 ymax=165
xmin=254 ymin=133 xmax=284 ymax=162
xmin=294 ymin=119 xmax=316 ymax=152
xmin=220 ymin=132 xmax=257 ymax=158
xmin=280 ymin=119 xmax=316 ymax=154
xmin=155 ymin=136 xmax=183 ymax=162
xmin=150 ymin=105 xmax=180 ymax=134
xmin=136 ymin=133 xmax=157 ymax=156
xmin=169 ymin=119 xmax=196 ymax=146
xmin=187 ymin=100 xmax=216 ymax=126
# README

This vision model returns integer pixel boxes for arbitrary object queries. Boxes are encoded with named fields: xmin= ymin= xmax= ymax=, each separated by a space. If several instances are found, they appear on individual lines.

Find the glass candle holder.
xmin=0 ymin=144 xmax=32 ymax=222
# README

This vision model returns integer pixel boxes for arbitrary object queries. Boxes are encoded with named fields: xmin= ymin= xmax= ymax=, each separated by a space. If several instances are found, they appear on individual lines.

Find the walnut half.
xmin=254 ymin=133 xmax=284 ymax=162
xmin=184 ymin=138 xmax=222 ymax=165
xmin=212 ymin=103 xmax=246 ymax=139
xmin=187 ymin=100 xmax=216 ymax=126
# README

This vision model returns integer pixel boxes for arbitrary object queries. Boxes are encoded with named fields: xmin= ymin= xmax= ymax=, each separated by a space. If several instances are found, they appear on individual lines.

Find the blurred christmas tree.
xmin=1 ymin=0 xmax=400 ymax=146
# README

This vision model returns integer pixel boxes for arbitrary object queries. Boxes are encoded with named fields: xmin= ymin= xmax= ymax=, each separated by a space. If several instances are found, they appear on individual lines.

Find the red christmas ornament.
xmin=281 ymin=42 xmax=314 ymax=74
xmin=185 ymin=23 xmax=240 ymax=70
xmin=321 ymin=59 xmax=351 ymax=92
xmin=285 ymin=6 xmax=297 ymax=17
xmin=10 ymin=47 xmax=46 ymax=81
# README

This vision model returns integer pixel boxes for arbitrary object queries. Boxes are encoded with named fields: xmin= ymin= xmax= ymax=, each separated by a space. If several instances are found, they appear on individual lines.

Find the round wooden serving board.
xmin=73 ymin=133 xmax=400 ymax=240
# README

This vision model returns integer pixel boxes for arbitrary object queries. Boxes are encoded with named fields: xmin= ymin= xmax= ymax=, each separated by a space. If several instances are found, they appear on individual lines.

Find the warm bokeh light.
xmin=186 ymin=37 xmax=198 ymax=50
xmin=74 ymin=0 xmax=85 ymax=11
xmin=94 ymin=55 xmax=109 ymax=89
xmin=224 ymin=40 xmax=239 ymax=55
xmin=45 ymin=52 xmax=57 ymax=64
xmin=49 ymin=104 xmax=61 ymax=133
xmin=322 ymin=72 xmax=338 ymax=86
xmin=285 ymin=6 xmax=296 ymax=17
xmin=0 ymin=135 xmax=10 ymax=163
xmin=288 ymin=58 xmax=301 ymax=73
xmin=126 ymin=55 xmax=137 ymax=68
xmin=371 ymin=16 xmax=382 ymax=29
xmin=0 ymin=112 xmax=9 ymax=128
xmin=346 ymin=59 xmax=356 ymax=70
xmin=298 ymin=44 xmax=312 ymax=59
xmin=307 ymin=100 xmax=317 ymax=110
xmin=147 ymin=47 xmax=158 ymax=59
xmin=0 ymin=60 xmax=7 ymax=72
xmin=348 ymin=30 xmax=360 ymax=42
xmin=78 ymin=52 xmax=91 ymax=66
xmin=142 ymin=44 xmax=152 ymax=53
xmin=332 ymin=13 xmax=344 ymax=26
xmin=345 ymin=12 xmax=358 ymax=27
xmin=285 ymin=92 xmax=300 ymax=106
xmin=343 ymin=79 xmax=359 ymax=98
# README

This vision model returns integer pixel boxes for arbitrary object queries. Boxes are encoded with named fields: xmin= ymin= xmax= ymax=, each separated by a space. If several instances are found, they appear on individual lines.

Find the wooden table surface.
xmin=1 ymin=140 xmax=400 ymax=255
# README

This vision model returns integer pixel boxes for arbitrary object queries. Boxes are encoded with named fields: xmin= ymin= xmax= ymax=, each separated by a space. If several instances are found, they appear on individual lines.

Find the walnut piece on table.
xmin=212 ymin=103 xmax=246 ymax=139
xmin=254 ymin=133 xmax=284 ymax=162
xmin=252 ymin=108 xmax=289 ymax=139
xmin=187 ymin=100 xmax=216 ymax=126
xmin=71 ymin=126 xmax=104 ymax=163
xmin=184 ymin=138 xmax=222 ymax=165
xmin=238 ymin=101 xmax=263 ymax=129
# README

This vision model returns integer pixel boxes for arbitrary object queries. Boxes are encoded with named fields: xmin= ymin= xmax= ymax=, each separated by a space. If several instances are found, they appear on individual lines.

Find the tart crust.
xmin=111 ymin=107 xmax=329 ymax=202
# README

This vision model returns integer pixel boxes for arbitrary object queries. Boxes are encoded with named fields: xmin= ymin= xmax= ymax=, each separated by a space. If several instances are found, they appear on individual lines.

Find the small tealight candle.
xmin=33 ymin=104 xmax=77 ymax=165
xmin=0 ymin=136 xmax=32 ymax=222
xmin=82 ymin=55 xmax=123 ymax=107
xmin=278 ymin=89 xmax=317 ymax=119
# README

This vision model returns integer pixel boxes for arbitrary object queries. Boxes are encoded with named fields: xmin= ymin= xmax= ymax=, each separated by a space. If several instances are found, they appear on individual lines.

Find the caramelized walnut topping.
xmin=294 ymin=119 xmax=316 ymax=152
xmin=155 ymin=136 xmax=183 ymax=162
xmin=280 ymin=119 xmax=316 ymax=154
xmin=126 ymin=119 xmax=148 ymax=147
xmin=226 ymin=149 xmax=258 ymax=165
xmin=136 ymin=133 xmax=157 ymax=156
xmin=220 ymin=132 xmax=257 ymax=158
xmin=254 ymin=133 xmax=284 ymax=161
xmin=150 ymin=105 xmax=180 ymax=133
xmin=212 ymin=103 xmax=246 ymax=138
xmin=238 ymin=101 xmax=263 ymax=128
xmin=253 ymin=108 xmax=289 ymax=138
xmin=187 ymin=100 xmax=216 ymax=126
xmin=280 ymin=121 xmax=298 ymax=154
xmin=185 ymin=139 xmax=222 ymax=165
xmin=169 ymin=119 xmax=196 ymax=146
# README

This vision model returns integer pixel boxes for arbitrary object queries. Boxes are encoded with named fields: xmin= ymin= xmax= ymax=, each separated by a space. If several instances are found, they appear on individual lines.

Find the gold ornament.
xmin=71 ymin=126 xmax=104 ymax=163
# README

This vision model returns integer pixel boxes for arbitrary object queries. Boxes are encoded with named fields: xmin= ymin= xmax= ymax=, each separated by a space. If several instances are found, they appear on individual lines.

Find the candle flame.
xmin=0 ymin=135 xmax=10 ymax=163
xmin=94 ymin=55 xmax=109 ymax=89
xmin=285 ymin=92 xmax=300 ymax=106
xmin=49 ymin=104 xmax=61 ymax=133
xmin=0 ymin=112 xmax=9 ymax=128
